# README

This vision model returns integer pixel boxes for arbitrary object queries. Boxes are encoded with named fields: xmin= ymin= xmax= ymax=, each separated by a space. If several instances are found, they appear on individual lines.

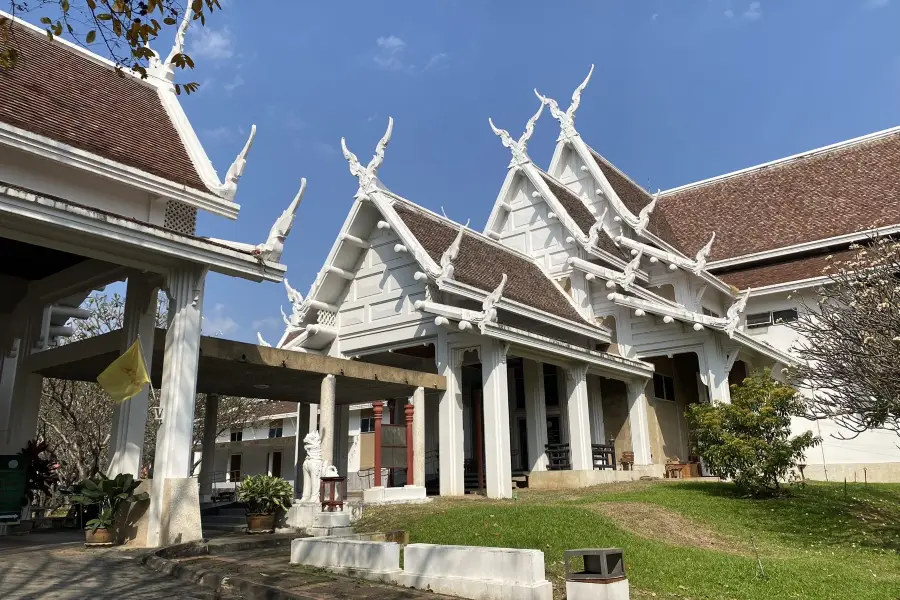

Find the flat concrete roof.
xmin=26 ymin=328 xmax=445 ymax=404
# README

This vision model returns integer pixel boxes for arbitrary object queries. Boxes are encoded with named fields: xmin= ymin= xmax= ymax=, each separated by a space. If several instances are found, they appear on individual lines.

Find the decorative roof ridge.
xmin=0 ymin=10 xmax=158 ymax=89
xmin=660 ymin=125 xmax=900 ymax=198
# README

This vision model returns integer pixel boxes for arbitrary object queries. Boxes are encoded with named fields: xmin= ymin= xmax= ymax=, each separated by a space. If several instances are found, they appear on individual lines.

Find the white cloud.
xmin=202 ymin=303 xmax=239 ymax=337
xmin=724 ymin=8 xmax=735 ymax=18
xmin=314 ymin=142 xmax=338 ymax=158
xmin=201 ymin=125 xmax=232 ymax=142
xmin=284 ymin=111 xmax=306 ymax=131
xmin=651 ymin=12 xmax=660 ymax=20
xmin=423 ymin=52 xmax=449 ymax=72
xmin=251 ymin=316 xmax=281 ymax=331
xmin=372 ymin=35 xmax=408 ymax=70
xmin=743 ymin=1 xmax=762 ymax=20
xmin=223 ymin=73 xmax=245 ymax=92
xmin=866 ymin=0 xmax=890 ymax=7
xmin=188 ymin=26 xmax=234 ymax=60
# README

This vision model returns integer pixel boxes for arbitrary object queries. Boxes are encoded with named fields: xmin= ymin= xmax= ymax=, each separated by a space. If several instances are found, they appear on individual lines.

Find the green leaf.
xmin=86 ymin=30 xmax=96 ymax=43
xmin=40 ymin=17 xmax=52 ymax=25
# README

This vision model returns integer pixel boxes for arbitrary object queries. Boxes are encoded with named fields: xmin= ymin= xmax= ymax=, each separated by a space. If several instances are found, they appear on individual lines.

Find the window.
xmin=230 ymin=429 xmax=243 ymax=442
xmin=513 ymin=359 xmax=525 ymax=410
xmin=746 ymin=312 xmax=773 ymax=329
xmin=360 ymin=416 xmax=375 ymax=433
xmin=543 ymin=364 xmax=559 ymax=406
xmin=653 ymin=373 xmax=676 ymax=401
xmin=268 ymin=419 xmax=284 ymax=438
xmin=772 ymin=309 xmax=798 ymax=324
xmin=702 ymin=307 xmax=721 ymax=318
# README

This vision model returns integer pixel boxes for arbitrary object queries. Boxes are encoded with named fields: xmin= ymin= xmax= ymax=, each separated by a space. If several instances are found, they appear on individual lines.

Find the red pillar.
xmin=473 ymin=388 xmax=484 ymax=491
xmin=405 ymin=402 xmax=415 ymax=485
xmin=373 ymin=401 xmax=384 ymax=487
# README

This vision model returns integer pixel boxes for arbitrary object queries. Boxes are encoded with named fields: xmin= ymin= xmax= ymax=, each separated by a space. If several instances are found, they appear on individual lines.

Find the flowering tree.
xmin=788 ymin=240 xmax=900 ymax=439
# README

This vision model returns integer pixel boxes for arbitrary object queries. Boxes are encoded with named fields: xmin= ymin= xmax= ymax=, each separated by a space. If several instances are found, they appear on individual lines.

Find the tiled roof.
xmin=255 ymin=400 xmax=300 ymax=418
xmin=538 ymin=172 xmax=623 ymax=258
xmin=393 ymin=202 xmax=589 ymax=324
xmin=658 ymin=129 xmax=900 ymax=261
xmin=0 ymin=21 xmax=208 ymax=192
xmin=590 ymin=150 xmax=680 ymax=247
xmin=716 ymin=249 xmax=855 ymax=290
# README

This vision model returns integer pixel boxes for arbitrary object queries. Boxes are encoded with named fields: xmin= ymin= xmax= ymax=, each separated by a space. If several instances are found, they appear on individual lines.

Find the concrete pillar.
xmin=108 ymin=274 xmax=158 ymax=476
xmin=197 ymin=393 xmax=219 ymax=502
xmin=410 ymin=387 xmax=426 ymax=487
xmin=319 ymin=374 xmax=336 ymax=467
xmin=588 ymin=375 xmax=606 ymax=444
xmin=626 ymin=380 xmax=653 ymax=466
xmin=437 ymin=337 xmax=464 ymax=496
xmin=373 ymin=401 xmax=384 ymax=487
xmin=147 ymin=265 xmax=206 ymax=548
xmin=523 ymin=359 xmax=548 ymax=472
xmin=333 ymin=403 xmax=350 ymax=477
xmin=480 ymin=338 xmax=512 ymax=499
xmin=564 ymin=364 xmax=592 ymax=471
xmin=294 ymin=403 xmax=312 ymax=499
xmin=5 ymin=310 xmax=43 ymax=454
xmin=0 ymin=342 xmax=19 ymax=452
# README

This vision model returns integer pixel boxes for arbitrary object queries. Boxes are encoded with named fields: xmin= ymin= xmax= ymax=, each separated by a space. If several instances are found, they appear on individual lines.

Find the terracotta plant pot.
xmin=246 ymin=513 xmax=276 ymax=534
xmin=84 ymin=527 xmax=116 ymax=546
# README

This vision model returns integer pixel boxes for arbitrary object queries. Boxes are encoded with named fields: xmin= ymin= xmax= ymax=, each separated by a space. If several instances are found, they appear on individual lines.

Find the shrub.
xmin=686 ymin=369 xmax=820 ymax=496
xmin=238 ymin=474 xmax=294 ymax=515
xmin=68 ymin=472 xmax=148 ymax=533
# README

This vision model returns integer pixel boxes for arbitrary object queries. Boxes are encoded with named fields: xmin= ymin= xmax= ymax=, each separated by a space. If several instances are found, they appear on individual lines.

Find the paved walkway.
xmin=174 ymin=546 xmax=450 ymax=599
xmin=0 ymin=530 xmax=222 ymax=599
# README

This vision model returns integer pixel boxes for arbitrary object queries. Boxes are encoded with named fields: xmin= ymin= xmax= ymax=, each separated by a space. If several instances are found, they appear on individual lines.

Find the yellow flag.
xmin=97 ymin=339 xmax=150 ymax=403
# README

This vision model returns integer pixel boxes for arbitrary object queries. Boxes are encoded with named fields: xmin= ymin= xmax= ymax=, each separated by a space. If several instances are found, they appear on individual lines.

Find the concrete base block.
xmin=566 ymin=579 xmax=630 ymax=600
xmin=363 ymin=485 xmax=427 ymax=504
xmin=529 ymin=466 xmax=665 ymax=490
xmin=291 ymin=537 xmax=400 ymax=574
xmin=315 ymin=511 xmax=351 ymax=528
xmin=157 ymin=477 xmax=203 ymax=547
xmin=286 ymin=503 xmax=319 ymax=529
xmin=307 ymin=525 xmax=354 ymax=537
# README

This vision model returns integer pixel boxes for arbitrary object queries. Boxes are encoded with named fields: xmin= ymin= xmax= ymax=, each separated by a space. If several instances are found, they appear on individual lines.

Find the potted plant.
xmin=237 ymin=474 xmax=293 ymax=534
xmin=68 ymin=473 xmax=149 ymax=546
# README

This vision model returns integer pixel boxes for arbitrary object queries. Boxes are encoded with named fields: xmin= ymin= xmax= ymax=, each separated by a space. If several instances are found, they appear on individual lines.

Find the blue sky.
xmin=65 ymin=1 xmax=900 ymax=341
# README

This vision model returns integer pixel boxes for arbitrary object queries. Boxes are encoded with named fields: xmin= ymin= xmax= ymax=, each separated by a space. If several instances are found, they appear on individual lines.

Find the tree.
xmin=686 ymin=369 xmax=820 ymax=496
xmin=39 ymin=290 xmax=272 ymax=493
xmin=1 ymin=0 xmax=222 ymax=94
xmin=788 ymin=240 xmax=900 ymax=439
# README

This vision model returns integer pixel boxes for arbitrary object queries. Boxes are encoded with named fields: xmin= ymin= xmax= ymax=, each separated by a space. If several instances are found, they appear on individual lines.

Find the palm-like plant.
xmin=238 ymin=474 xmax=293 ymax=516
xmin=68 ymin=473 xmax=149 ymax=533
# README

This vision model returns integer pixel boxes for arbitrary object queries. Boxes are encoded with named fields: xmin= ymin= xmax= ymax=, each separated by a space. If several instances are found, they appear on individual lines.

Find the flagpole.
xmin=136 ymin=334 xmax=160 ymax=415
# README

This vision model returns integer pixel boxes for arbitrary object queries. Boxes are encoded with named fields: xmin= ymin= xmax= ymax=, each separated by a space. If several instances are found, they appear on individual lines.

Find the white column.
xmin=0 ymin=342 xmax=19 ymax=452
xmin=437 ymin=336 xmax=464 ymax=496
xmin=294 ymin=403 xmax=312 ymax=499
xmin=319 ymin=374 xmax=336 ymax=467
xmin=147 ymin=265 xmax=205 ymax=547
xmin=308 ymin=403 xmax=318 ymax=433
xmin=197 ymin=394 xmax=219 ymax=502
xmin=626 ymin=380 xmax=653 ymax=466
xmin=333 ymin=403 xmax=350 ymax=477
xmin=702 ymin=339 xmax=733 ymax=404
xmin=108 ymin=274 xmax=158 ymax=476
xmin=411 ymin=387 xmax=426 ymax=487
xmin=5 ymin=310 xmax=43 ymax=454
xmin=480 ymin=338 xmax=512 ymax=499
xmin=564 ymin=364 xmax=592 ymax=471
xmin=522 ymin=359 xmax=548 ymax=472
xmin=588 ymin=375 xmax=606 ymax=444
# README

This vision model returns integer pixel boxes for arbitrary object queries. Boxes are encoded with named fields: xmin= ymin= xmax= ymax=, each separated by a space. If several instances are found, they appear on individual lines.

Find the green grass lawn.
xmin=355 ymin=480 xmax=900 ymax=600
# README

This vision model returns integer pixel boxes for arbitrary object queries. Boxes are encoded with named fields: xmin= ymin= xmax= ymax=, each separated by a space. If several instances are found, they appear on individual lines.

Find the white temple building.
xmin=270 ymin=66 xmax=900 ymax=497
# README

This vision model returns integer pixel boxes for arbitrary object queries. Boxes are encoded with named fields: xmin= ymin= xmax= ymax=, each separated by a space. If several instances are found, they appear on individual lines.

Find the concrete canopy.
xmin=26 ymin=328 xmax=445 ymax=405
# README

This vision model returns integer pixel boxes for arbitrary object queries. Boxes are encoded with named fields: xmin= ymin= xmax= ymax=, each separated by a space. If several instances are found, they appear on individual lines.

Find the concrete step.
xmin=217 ymin=508 xmax=248 ymax=516
xmin=202 ymin=523 xmax=247 ymax=533
xmin=202 ymin=515 xmax=247 ymax=526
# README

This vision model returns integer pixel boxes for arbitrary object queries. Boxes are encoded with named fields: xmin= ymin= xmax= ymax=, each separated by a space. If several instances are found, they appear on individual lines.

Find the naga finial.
xmin=342 ymin=117 xmax=394 ymax=199
xmin=692 ymin=232 xmax=716 ymax=274
xmin=488 ymin=101 xmax=544 ymax=168
xmin=252 ymin=178 xmax=305 ymax=263
xmin=535 ymin=64 xmax=594 ymax=140
xmin=635 ymin=189 xmax=659 ymax=236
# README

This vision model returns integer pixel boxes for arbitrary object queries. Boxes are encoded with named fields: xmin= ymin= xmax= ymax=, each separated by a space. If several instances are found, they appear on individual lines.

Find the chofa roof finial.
xmin=252 ymin=178 xmax=306 ymax=263
xmin=341 ymin=117 xmax=394 ymax=200
xmin=535 ymin=64 xmax=594 ymax=140
xmin=488 ymin=100 xmax=544 ymax=168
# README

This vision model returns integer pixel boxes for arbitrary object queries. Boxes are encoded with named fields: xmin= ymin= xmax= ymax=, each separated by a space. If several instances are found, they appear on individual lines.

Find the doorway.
xmin=517 ymin=418 xmax=529 ymax=471
xmin=228 ymin=454 xmax=242 ymax=482
xmin=269 ymin=451 xmax=283 ymax=478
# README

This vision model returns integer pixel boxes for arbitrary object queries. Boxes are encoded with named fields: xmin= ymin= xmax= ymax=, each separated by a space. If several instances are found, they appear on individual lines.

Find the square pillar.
xmin=108 ymin=273 xmax=158 ymax=476
xmin=437 ymin=336 xmax=464 ymax=496
xmin=319 ymin=374 xmax=336 ymax=467
xmin=588 ymin=375 xmax=606 ymax=444
xmin=480 ymin=338 xmax=512 ymax=499
xmin=522 ymin=359 xmax=548 ymax=472
xmin=197 ymin=394 xmax=219 ymax=502
xmin=294 ymin=403 xmax=312 ymax=499
xmin=333 ymin=403 xmax=350 ymax=477
xmin=5 ymin=309 xmax=43 ymax=454
xmin=0 ymin=342 xmax=19 ymax=453
xmin=147 ymin=265 xmax=206 ymax=548
xmin=410 ymin=387 xmax=426 ymax=487
xmin=626 ymin=380 xmax=653 ymax=466
xmin=564 ymin=364 xmax=592 ymax=471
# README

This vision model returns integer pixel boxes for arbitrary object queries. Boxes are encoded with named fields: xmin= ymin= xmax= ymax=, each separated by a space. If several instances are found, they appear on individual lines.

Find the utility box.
xmin=564 ymin=548 xmax=629 ymax=600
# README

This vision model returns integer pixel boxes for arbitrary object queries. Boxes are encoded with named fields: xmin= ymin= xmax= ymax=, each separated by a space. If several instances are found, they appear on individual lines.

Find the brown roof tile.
xmin=538 ymin=172 xmax=623 ymax=258
xmin=0 ymin=21 xmax=208 ymax=192
xmin=658 ymin=130 xmax=900 ymax=261
xmin=590 ymin=150 xmax=681 ymax=247
xmin=393 ymin=202 xmax=588 ymax=324
xmin=255 ymin=400 xmax=300 ymax=418
xmin=716 ymin=249 xmax=856 ymax=290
